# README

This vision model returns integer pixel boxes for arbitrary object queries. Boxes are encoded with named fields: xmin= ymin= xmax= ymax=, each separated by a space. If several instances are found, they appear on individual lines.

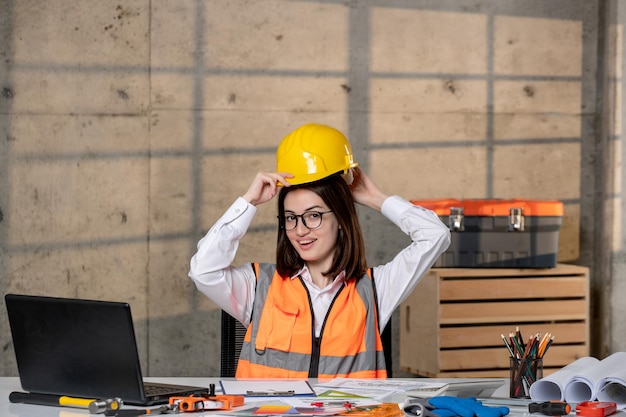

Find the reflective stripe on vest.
xmin=236 ymin=263 xmax=387 ymax=379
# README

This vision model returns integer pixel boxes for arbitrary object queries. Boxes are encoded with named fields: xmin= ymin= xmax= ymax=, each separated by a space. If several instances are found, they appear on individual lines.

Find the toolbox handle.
xmin=509 ymin=208 xmax=525 ymax=232
xmin=449 ymin=207 xmax=465 ymax=231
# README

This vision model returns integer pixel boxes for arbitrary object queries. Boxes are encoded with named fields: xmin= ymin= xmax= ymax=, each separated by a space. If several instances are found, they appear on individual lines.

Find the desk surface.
xmin=0 ymin=377 xmax=616 ymax=417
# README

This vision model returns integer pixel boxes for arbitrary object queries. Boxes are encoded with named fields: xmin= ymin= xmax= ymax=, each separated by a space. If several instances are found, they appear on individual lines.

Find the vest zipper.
xmin=309 ymin=336 xmax=321 ymax=378
xmin=297 ymin=276 xmax=320 ymax=378
xmin=309 ymin=282 xmax=345 ymax=378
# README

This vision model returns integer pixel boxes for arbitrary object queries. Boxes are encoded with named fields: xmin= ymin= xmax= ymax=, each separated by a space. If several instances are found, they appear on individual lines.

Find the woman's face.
xmin=283 ymin=188 xmax=339 ymax=269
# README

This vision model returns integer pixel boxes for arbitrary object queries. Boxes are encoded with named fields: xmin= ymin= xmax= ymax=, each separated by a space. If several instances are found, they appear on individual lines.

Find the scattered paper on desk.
xmin=222 ymin=403 xmax=355 ymax=416
xmin=316 ymin=390 xmax=368 ymax=399
xmin=220 ymin=379 xmax=316 ymax=397
xmin=283 ymin=396 xmax=381 ymax=409
xmin=315 ymin=378 xmax=441 ymax=402
xmin=318 ymin=378 xmax=446 ymax=392
xmin=405 ymin=380 xmax=505 ymax=399
xmin=339 ymin=403 xmax=404 ymax=417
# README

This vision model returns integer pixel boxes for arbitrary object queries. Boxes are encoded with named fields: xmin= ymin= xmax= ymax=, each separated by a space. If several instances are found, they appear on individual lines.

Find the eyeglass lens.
xmin=284 ymin=211 xmax=328 ymax=230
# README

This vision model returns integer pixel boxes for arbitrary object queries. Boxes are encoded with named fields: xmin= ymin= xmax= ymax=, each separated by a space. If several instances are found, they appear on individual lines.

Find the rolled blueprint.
xmin=529 ymin=356 xmax=600 ymax=401
xmin=595 ymin=352 xmax=626 ymax=409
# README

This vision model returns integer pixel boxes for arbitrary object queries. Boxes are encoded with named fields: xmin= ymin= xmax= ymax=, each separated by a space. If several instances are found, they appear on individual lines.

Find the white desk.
xmin=0 ymin=377 xmax=616 ymax=417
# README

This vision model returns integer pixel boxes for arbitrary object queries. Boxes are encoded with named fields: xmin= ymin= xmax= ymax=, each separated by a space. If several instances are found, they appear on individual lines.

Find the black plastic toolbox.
xmin=411 ymin=199 xmax=563 ymax=268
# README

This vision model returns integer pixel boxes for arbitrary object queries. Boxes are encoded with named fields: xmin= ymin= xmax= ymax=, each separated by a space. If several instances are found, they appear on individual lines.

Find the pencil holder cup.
xmin=509 ymin=357 xmax=543 ymax=398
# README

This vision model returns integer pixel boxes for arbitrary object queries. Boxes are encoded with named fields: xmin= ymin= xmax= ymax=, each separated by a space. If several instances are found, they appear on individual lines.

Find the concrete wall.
xmin=0 ymin=0 xmax=619 ymax=376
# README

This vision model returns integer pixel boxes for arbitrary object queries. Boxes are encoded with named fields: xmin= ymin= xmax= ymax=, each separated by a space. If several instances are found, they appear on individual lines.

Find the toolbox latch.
xmin=509 ymin=208 xmax=524 ymax=232
xmin=449 ymin=207 xmax=465 ymax=231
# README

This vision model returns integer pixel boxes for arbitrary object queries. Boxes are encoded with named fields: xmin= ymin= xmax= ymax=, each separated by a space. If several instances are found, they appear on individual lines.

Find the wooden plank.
xmin=431 ymin=264 xmax=588 ymax=278
xmin=439 ymin=322 xmax=589 ymax=348
xmin=440 ymin=299 xmax=588 ymax=324
xmin=400 ymin=366 xmax=561 ymax=378
xmin=439 ymin=344 xmax=588 ymax=370
xmin=440 ymin=277 xmax=587 ymax=300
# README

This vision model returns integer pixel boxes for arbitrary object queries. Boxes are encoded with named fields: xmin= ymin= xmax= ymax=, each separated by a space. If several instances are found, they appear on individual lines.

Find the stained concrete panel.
xmin=8 ymin=158 xmax=148 ymax=244
xmin=198 ymin=153 xmax=277 ymax=229
xmin=150 ymin=110 xmax=195 ymax=150
xmin=615 ymin=81 xmax=622 ymax=137
xmin=8 ymin=71 xmax=149 ymax=114
xmin=493 ymin=114 xmax=581 ymax=140
xmin=203 ymin=76 xmax=349 ymax=111
xmin=150 ymin=73 xmax=197 ymax=110
xmin=199 ymin=111 xmax=348 ymax=150
xmin=11 ymin=1 xmax=149 ymax=67
xmin=149 ymin=156 xmax=192 ymax=235
xmin=9 ymin=114 xmax=149 ymax=154
xmin=371 ymin=8 xmax=487 ymax=74
xmin=494 ymin=15 xmax=582 ymax=77
xmin=202 ymin=0 xmax=349 ymax=71
xmin=370 ymin=113 xmax=488 ymax=144
xmin=371 ymin=79 xmax=488 ymax=113
xmin=3 ymin=244 xmax=149 ymax=310
xmin=233 ymin=228 xmax=277 ymax=266
xmin=494 ymin=80 xmax=581 ymax=114
xmin=8 ymin=1 xmax=149 ymax=114
xmin=148 ymin=238 xmax=199 ymax=319
xmin=493 ymin=142 xmax=580 ymax=199
xmin=559 ymin=204 xmax=581 ymax=262
xmin=369 ymin=147 xmax=488 ymax=199
xmin=152 ymin=74 xmax=349 ymax=112
xmin=151 ymin=0 xmax=198 ymax=69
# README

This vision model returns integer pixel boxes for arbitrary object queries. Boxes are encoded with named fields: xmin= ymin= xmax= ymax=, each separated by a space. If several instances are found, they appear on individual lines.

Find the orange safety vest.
xmin=236 ymin=263 xmax=388 ymax=379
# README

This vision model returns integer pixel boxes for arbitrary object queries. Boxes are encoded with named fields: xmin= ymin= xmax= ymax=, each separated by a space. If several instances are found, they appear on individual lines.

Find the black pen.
xmin=246 ymin=390 xmax=296 ymax=397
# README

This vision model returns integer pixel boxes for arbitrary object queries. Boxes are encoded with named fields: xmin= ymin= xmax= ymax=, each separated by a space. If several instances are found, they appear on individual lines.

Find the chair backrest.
xmin=220 ymin=310 xmax=247 ymax=378
xmin=220 ymin=310 xmax=393 ymax=377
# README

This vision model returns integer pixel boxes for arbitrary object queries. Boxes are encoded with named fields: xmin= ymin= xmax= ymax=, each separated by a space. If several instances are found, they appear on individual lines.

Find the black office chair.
xmin=220 ymin=310 xmax=247 ymax=378
xmin=220 ymin=310 xmax=393 ymax=377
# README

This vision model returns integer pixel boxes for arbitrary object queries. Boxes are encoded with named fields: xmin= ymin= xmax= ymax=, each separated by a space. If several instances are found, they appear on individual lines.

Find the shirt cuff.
xmin=219 ymin=196 xmax=257 ymax=225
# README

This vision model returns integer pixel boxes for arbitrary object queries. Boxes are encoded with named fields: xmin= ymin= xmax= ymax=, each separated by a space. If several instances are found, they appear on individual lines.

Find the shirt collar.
xmin=293 ymin=265 xmax=346 ymax=285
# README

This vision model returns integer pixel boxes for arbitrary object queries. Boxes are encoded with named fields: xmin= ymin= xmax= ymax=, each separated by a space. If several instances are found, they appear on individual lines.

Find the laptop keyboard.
xmin=144 ymin=383 xmax=178 ymax=396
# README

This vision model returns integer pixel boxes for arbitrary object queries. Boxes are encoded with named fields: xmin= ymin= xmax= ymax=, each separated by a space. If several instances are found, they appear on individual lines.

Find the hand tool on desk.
xmin=104 ymin=404 xmax=177 ymax=416
xmin=311 ymin=400 xmax=355 ymax=409
xmin=529 ymin=401 xmax=571 ymax=415
xmin=9 ymin=391 xmax=122 ymax=414
xmin=575 ymin=401 xmax=617 ymax=417
xmin=169 ymin=393 xmax=245 ymax=412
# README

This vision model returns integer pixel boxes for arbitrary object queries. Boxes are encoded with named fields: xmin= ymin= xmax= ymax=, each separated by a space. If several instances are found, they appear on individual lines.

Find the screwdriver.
xmin=529 ymin=401 xmax=572 ymax=415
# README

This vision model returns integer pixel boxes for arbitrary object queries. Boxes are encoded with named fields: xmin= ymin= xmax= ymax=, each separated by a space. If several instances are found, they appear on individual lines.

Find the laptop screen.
xmin=5 ymin=294 xmax=147 ymax=402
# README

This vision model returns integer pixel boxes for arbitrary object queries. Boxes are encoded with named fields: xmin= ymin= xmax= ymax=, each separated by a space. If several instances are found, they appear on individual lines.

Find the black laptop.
xmin=5 ymin=294 xmax=209 ymax=405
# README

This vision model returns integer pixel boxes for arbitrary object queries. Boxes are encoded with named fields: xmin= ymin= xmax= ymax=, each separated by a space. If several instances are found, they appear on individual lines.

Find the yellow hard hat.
xmin=276 ymin=123 xmax=358 ymax=185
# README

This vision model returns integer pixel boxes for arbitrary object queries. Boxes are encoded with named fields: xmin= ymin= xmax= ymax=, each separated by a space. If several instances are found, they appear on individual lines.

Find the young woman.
xmin=189 ymin=164 xmax=451 ymax=379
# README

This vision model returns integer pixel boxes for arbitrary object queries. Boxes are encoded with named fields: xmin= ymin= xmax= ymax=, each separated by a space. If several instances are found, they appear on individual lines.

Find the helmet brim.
xmin=280 ymin=163 xmax=358 ymax=186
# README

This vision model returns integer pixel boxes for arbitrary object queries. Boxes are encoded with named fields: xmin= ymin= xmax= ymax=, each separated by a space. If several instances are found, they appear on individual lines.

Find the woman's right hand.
xmin=349 ymin=168 xmax=388 ymax=212
xmin=242 ymin=172 xmax=293 ymax=206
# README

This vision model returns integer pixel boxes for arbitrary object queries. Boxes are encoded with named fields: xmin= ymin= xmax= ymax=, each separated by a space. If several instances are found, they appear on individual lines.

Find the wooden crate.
xmin=399 ymin=264 xmax=590 ymax=378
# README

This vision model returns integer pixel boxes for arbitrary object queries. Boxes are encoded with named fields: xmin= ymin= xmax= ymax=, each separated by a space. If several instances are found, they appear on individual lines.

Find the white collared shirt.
xmin=294 ymin=267 xmax=345 ymax=337
xmin=189 ymin=195 xmax=450 ymax=338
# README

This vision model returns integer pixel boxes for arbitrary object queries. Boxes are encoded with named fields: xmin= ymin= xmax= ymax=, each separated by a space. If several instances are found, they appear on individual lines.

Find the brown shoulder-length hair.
xmin=276 ymin=174 xmax=367 ymax=279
